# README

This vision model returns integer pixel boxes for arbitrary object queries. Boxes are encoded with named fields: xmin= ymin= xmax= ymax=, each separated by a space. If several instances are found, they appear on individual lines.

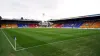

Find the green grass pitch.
xmin=0 ymin=28 xmax=100 ymax=56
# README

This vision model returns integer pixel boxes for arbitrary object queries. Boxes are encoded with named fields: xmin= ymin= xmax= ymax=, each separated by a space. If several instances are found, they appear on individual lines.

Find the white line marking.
xmin=16 ymin=39 xmax=69 ymax=51
xmin=16 ymin=36 xmax=84 ymax=51
xmin=1 ymin=29 xmax=16 ymax=51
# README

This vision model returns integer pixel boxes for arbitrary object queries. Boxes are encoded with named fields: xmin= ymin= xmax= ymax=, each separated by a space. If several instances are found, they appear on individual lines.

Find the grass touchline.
xmin=1 ymin=29 xmax=17 ymax=51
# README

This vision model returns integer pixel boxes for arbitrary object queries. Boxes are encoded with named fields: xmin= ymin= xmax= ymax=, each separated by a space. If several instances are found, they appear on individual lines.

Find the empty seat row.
xmin=51 ymin=21 xmax=100 ymax=28
xmin=1 ymin=24 xmax=39 ymax=28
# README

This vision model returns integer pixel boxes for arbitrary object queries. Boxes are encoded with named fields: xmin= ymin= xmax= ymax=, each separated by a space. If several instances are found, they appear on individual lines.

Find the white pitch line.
xmin=1 ymin=29 xmax=16 ymax=51
xmin=16 ymin=39 xmax=70 ymax=51
xmin=16 ymin=36 xmax=84 ymax=51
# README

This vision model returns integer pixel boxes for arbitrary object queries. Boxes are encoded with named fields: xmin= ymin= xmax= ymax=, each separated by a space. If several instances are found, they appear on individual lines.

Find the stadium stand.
xmin=1 ymin=24 xmax=18 ymax=28
xmin=80 ymin=21 xmax=99 ymax=28
xmin=56 ymin=24 xmax=63 ymax=27
xmin=52 ymin=24 xmax=56 ymax=27
xmin=1 ymin=14 xmax=100 ymax=29
xmin=22 ymin=24 xmax=28 ymax=27
xmin=28 ymin=24 xmax=38 ymax=28
xmin=1 ymin=24 xmax=6 ymax=28
xmin=73 ymin=21 xmax=84 ymax=28
xmin=59 ymin=21 xmax=84 ymax=28
xmin=48 ymin=14 xmax=100 ymax=29
xmin=17 ymin=24 xmax=23 ymax=28
xmin=5 ymin=24 xmax=12 ymax=28
xmin=90 ymin=21 xmax=100 ymax=28
xmin=52 ymin=24 xmax=63 ymax=28
xmin=11 ymin=24 xmax=18 ymax=28
xmin=52 ymin=21 xmax=100 ymax=28
xmin=63 ymin=21 xmax=74 ymax=28
xmin=1 ymin=17 xmax=41 ymax=28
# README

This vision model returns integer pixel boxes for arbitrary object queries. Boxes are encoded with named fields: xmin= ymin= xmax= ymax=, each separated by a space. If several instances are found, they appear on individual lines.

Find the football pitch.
xmin=0 ymin=28 xmax=100 ymax=56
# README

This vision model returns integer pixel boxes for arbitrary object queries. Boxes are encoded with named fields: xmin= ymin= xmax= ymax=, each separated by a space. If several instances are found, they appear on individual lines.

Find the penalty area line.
xmin=1 ymin=29 xmax=16 ymax=51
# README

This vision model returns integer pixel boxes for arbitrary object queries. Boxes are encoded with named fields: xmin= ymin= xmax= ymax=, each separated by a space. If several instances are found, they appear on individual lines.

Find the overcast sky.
xmin=0 ymin=0 xmax=100 ymax=21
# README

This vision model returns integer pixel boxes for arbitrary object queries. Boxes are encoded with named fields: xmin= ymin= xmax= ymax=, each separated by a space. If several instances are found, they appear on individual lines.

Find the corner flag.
xmin=14 ymin=36 xmax=17 ymax=51
xmin=14 ymin=36 xmax=17 ymax=40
